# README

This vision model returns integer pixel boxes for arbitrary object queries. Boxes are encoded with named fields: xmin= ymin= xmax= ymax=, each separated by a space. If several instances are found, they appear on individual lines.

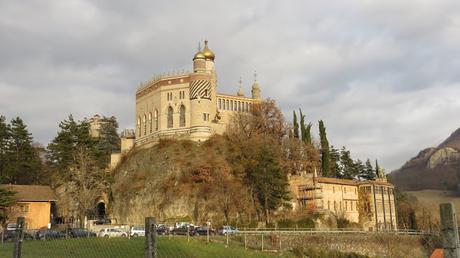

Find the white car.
xmin=130 ymin=226 xmax=145 ymax=237
xmin=98 ymin=228 xmax=127 ymax=238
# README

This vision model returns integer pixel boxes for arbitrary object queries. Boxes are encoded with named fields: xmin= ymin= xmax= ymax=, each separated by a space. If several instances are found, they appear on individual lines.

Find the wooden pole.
xmin=13 ymin=217 xmax=25 ymax=258
xmin=244 ymin=233 xmax=247 ymax=250
xmin=144 ymin=217 xmax=157 ymax=258
xmin=440 ymin=203 xmax=460 ymax=258
xmin=261 ymin=233 xmax=264 ymax=251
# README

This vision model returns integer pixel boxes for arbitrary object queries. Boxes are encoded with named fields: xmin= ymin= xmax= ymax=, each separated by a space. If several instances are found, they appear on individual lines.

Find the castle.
xmin=110 ymin=42 xmax=397 ymax=230
xmin=135 ymin=40 xmax=261 ymax=146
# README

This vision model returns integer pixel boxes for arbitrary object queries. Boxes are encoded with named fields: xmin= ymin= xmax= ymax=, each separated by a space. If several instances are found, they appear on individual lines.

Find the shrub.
xmin=292 ymin=246 xmax=370 ymax=258
xmin=277 ymin=218 xmax=296 ymax=228
xmin=297 ymin=217 xmax=315 ymax=228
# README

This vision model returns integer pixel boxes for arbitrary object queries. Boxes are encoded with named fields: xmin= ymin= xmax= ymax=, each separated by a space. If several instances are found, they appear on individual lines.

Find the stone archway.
xmin=96 ymin=202 xmax=106 ymax=219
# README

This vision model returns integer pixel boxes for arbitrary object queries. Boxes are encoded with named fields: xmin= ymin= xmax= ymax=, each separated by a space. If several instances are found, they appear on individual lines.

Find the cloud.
xmin=1 ymin=0 xmax=460 ymax=170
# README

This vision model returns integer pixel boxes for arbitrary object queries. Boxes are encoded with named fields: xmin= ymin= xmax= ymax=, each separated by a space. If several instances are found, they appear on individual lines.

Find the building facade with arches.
xmin=134 ymin=41 xmax=262 ymax=146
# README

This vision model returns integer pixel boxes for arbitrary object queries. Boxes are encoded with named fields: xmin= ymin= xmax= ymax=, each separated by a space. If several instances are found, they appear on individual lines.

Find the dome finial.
xmin=254 ymin=70 xmax=258 ymax=82
xmin=193 ymin=41 xmax=205 ymax=60
xmin=202 ymin=40 xmax=215 ymax=61
xmin=237 ymin=77 xmax=245 ymax=96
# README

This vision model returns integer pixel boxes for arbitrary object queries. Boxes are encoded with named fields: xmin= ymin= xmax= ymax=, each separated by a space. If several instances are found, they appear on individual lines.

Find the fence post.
xmin=13 ymin=217 xmax=25 ymax=258
xmin=440 ymin=203 xmax=460 ymax=258
xmin=144 ymin=217 xmax=157 ymax=258
xmin=261 ymin=233 xmax=264 ymax=251
xmin=226 ymin=232 xmax=229 ymax=247
xmin=244 ymin=233 xmax=247 ymax=250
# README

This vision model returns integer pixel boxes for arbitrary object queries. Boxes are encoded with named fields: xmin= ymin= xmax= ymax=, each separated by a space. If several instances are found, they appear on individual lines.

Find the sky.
xmin=1 ymin=0 xmax=460 ymax=171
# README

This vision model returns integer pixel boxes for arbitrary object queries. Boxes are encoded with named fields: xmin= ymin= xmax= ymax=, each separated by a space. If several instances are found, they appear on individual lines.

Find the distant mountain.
xmin=390 ymin=128 xmax=460 ymax=190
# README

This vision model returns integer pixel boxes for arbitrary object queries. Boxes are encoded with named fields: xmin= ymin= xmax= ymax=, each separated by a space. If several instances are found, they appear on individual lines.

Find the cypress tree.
xmin=299 ymin=109 xmax=305 ymax=142
xmin=305 ymin=122 xmax=312 ymax=145
xmin=375 ymin=160 xmax=380 ymax=178
xmin=318 ymin=120 xmax=330 ymax=177
xmin=293 ymin=111 xmax=299 ymax=139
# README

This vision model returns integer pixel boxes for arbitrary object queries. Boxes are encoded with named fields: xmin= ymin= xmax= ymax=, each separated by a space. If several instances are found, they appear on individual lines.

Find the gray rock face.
xmin=427 ymin=147 xmax=460 ymax=169
xmin=390 ymin=127 xmax=460 ymax=190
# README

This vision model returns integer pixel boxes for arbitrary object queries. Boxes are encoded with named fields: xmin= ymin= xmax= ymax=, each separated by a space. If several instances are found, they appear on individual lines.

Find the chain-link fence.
xmin=0 ymin=217 xmax=434 ymax=258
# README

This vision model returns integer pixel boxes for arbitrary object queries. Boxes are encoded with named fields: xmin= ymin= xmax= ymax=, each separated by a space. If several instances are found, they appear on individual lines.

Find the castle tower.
xmin=189 ymin=40 xmax=217 ymax=141
xmin=251 ymin=71 xmax=261 ymax=100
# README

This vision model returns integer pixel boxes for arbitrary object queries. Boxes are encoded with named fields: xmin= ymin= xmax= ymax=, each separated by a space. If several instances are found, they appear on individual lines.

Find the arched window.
xmin=148 ymin=112 xmax=152 ymax=133
xmin=245 ymin=102 xmax=248 ymax=112
xmin=143 ymin=115 xmax=147 ymax=135
xmin=180 ymin=105 xmax=186 ymax=127
xmin=226 ymin=100 xmax=229 ymax=110
xmin=137 ymin=117 xmax=141 ymax=136
xmin=154 ymin=110 xmax=158 ymax=131
xmin=167 ymin=106 xmax=173 ymax=128
xmin=230 ymin=101 xmax=233 ymax=111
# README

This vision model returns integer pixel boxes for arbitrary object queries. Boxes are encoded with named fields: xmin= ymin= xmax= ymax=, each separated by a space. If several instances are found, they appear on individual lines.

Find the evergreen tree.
xmin=318 ymin=120 xmax=330 ymax=177
xmin=299 ymin=109 xmax=305 ymax=141
xmin=329 ymin=146 xmax=341 ymax=178
xmin=340 ymin=146 xmax=355 ymax=179
xmin=304 ymin=122 xmax=312 ymax=145
xmin=0 ymin=186 xmax=16 ymax=226
xmin=47 ymin=115 xmax=98 ymax=175
xmin=299 ymin=109 xmax=312 ymax=145
xmin=361 ymin=159 xmax=376 ymax=180
xmin=94 ymin=116 xmax=120 ymax=167
xmin=251 ymin=142 xmax=290 ymax=224
xmin=4 ymin=117 xmax=42 ymax=184
xmin=293 ymin=111 xmax=299 ymax=139
xmin=353 ymin=159 xmax=366 ymax=180
xmin=0 ymin=116 xmax=11 ymax=183
xmin=375 ymin=160 xmax=380 ymax=178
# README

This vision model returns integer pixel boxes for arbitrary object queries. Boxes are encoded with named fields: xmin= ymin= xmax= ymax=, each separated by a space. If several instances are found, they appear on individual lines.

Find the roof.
xmin=0 ymin=184 xmax=57 ymax=202
xmin=316 ymin=177 xmax=358 ymax=186
xmin=430 ymin=249 xmax=443 ymax=258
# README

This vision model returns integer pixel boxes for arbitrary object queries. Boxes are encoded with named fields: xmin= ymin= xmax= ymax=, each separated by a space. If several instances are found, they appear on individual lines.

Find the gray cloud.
xmin=1 ymin=0 xmax=460 ymax=171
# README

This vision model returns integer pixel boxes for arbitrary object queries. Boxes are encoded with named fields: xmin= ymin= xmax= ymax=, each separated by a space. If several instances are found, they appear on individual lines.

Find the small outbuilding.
xmin=1 ymin=184 xmax=56 ymax=229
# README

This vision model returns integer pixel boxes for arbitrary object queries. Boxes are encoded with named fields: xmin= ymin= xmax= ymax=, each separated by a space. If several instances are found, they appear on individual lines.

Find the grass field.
xmin=405 ymin=190 xmax=460 ymax=211
xmin=0 ymin=236 xmax=295 ymax=258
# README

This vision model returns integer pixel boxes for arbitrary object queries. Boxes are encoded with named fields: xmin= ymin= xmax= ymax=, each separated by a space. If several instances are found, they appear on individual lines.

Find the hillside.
xmin=390 ymin=128 xmax=460 ymax=190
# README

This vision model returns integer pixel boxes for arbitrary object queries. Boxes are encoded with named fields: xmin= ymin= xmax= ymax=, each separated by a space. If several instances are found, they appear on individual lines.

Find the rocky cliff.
xmin=390 ymin=128 xmax=460 ymax=190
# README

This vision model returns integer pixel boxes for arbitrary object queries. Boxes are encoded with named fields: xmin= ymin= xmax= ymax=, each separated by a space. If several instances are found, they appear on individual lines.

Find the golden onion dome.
xmin=193 ymin=50 xmax=205 ymax=60
xmin=202 ymin=40 xmax=215 ymax=61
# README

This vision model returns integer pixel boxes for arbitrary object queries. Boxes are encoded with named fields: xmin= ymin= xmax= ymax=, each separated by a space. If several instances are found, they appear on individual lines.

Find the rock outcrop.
xmin=390 ymin=128 xmax=460 ymax=190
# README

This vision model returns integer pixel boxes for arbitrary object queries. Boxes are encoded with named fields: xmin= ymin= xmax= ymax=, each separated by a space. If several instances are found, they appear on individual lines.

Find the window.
xmin=230 ymin=101 xmax=233 ymax=111
xmin=167 ymin=106 xmax=173 ymax=128
xmin=226 ymin=100 xmax=229 ymax=110
xmin=137 ymin=117 xmax=141 ymax=136
xmin=180 ymin=105 xmax=186 ymax=127
xmin=245 ymin=102 xmax=248 ymax=112
xmin=207 ymin=114 xmax=210 ymax=121
xmin=203 ymin=113 xmax=207 ymax=121
xmin=204 ymin=89 xmax=208 ymax=97
xmin=148 ymin=112 xmax=152 ymax=133
xmin=154 ymin=110 xmax=158 ymax=131
xmin=218 ymin=99 xmax=221 ymax=109
xmin=143 ymin=115 xmax=147 ymax=135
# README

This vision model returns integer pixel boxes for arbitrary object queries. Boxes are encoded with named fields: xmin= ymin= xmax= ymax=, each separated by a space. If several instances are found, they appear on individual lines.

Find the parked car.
xmin=98 ymin=228 xmax=127 ymax=238
xmin=130 ymin=226 xmax=145 ymax=237
xmin=218 ymin=226 xmax=238 ymax=235
xmin=94 ymin=218 xmax=112 ymax=225
xmin=36 ymin=229 xmax=66 ymax=240
xmin=171 ymin=226 xmax=197 ymax=236
xmin=6 ymin=223 xmax=17 ymax=231
xmin=66 ymin=228 xmax=96 ymax=238
xmin=156 ymin=224 xmax=169 ymax=235
xmin=1 ymin=230 xmax=34 ymax=242
xmin=195 ymin=226 xmax=216 ymax=236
